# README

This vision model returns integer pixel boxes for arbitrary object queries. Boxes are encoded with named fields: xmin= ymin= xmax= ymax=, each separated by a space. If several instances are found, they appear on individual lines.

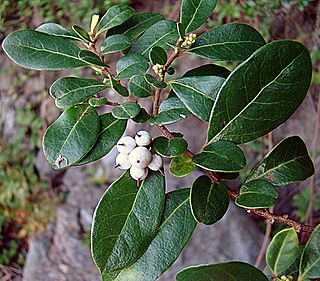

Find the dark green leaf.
xmin=235 ymin=179 xmax=278 ymax=209
xmin=100 ymin=34 xmax=132 ymax=55
xmin=109 ymin=75 xmax=129 ymax=97
xmin=72 ymin=25 xmax=91 ymax=42
xmin=153 ymin=136 xmax=188 ymax=157
xmin=190 ymin=175 xmax=229 ymax=225
xmin=130 ymin=20 xmax=179 ymax=58
xmin=180 ymin=0 xmax=218 ymax=33
xmin=216 ymin=172 xmax=239 ymax=180
xmin=77 ymin=113 xmax=127 ymax=165
xmin=144 ymin=74 xmax=167 ymax=89
xmin=36 ymin=23 xmax=80 ymax=40
xmin=170 ymin=76 xmax=225 ymax=121
xmin=177 ymin=22 xmax=186 ymax=38
xmin=2 ymin=30 xmax=88 ymax=70
xmin=112 ymin=102 xmax=140 ymax=119
xmin=89 ymin=97 xmax=108 ymax=107
xmin=266 ymin=228 xmax=299 ymax=275
xmin=105 ymin=188 xmax=196 ymax=281
xmin=189 ymin=23 xmax=265 ymax=61
xmin=167 ymin=67 xmax=175 ymax=75
xmin=43 ymin=104 xmax=100 ymax=169
xmin=92 ymin=171 xmax=165 ymax=274
xmin=128 ymin=75 xmax=151 ymax=98
xmin=208 ymin=40 xmax=312 ymax=144
xmin=132 ymin=108 xmax=149 ymax=124
xmin=50 ymin=77 xmax=109 ymax=108
xmin=299 ymin=224 xmax=320 ymax=280
xmin=170 ymin=154 xmax=196 ymax=177
xmin=107 ymin=12 xmax=164 ymax=41
xmin=149 ymin=46 xmax=167 ymax=65
xmin=97 ymin=5 xmax=134 ymax=35
xmin=183 ymin=64 xmax=230 ymax=78
xmin=176 ymin=262 xmax=268 ymax=281
xmin=247 ymin=136 xmax=314 ymax=186
xmin=192 ymin=140 xmax=245 ymax=172
xmin=116 ymin=54 xmax=149 ymax=80
xmin=78 ymin=50 xmax=108 ymax=67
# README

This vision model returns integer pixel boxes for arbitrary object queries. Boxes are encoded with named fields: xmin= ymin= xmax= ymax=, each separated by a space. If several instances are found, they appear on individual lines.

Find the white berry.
xmin=130 ymin=166 xmax=148 ymax=181
xmin=129 ymin=147 xmax=152 ymax=168
xmin=148 ymin=154 xmax=163 ymax=171
xmin=115 ymin=153 xmax=131 ymax=170
xmin=135 ymin=130 xmax=152 ymax=146
xmin=116 ymin=136 xmax=136 ymax=154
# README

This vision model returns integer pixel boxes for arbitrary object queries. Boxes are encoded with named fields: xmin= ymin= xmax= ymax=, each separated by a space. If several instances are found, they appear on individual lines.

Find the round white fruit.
xmin=128 ymin=147 xmax=152 ymax=168
xmin=116 ymin=136 xmax=136 ymax=154
xmin=130 ymin=166 xmax=148 ymax=180
xmin=148 ymin=154 xmax=163 ymax=171
xmin=115 ymin=153 xmax=131 ymax=170
xmin=135 ymin=130 xmax=152 ymax=146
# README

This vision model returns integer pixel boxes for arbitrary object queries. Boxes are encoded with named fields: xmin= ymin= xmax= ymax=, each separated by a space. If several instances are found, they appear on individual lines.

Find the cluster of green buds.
xmin=152 ymin=63 xmax=165 ymax=78
xmin=181 ymin=33 xmax=197 ymax=48
xmin=279 ymin=275 xmax=293 ymax=281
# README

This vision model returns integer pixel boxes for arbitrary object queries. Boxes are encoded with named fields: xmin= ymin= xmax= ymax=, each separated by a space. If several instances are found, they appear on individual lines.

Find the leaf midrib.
xmin=189 ymin=40 xmax=264 ymax=52
xmin=184 ymin=0 xmax=203 ymax=33
xmin=171 ymin=81 xmax=215 ymax=101
xmin=54 ymin=83 xmax=106 ymax=100
xmin=99 ymin=9 xmax=132 ymax=34
xmin=273 ymin=232 xmax=291 ymax=274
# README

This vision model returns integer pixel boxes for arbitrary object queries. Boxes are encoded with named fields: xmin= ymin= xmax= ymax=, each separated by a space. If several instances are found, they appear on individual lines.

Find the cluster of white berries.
xmin=152 ymin=64 xmax=165 ymax=78
xmin=280 ymin=276 xmax=293 ymax=281
xmin=115 ymin=131 xmax=163 ymax=181
xmin=181 ymin=33 xmax=197 ymax=48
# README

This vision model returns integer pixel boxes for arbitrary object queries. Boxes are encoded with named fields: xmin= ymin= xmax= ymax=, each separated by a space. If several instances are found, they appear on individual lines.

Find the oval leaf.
xmin=112 ymin=102 xmax=141 ymax=119
xmin=183 ymin=63 xmax=230 ymax=78
xmin=109 ymin=75 xmax=129 ymax=97
xmin=72 ymin=25 xmax=91 ymax=42
xmin=152 ymin=136 xmax=188 ymax=157
xmin=116 ymin=54 xmax=148 ymax=80
xmin=100 ymin=34 xmax=132 ymax=55
xmin=78 ymin=50 xmax=108 ymax=67
xmin=144 ymin=74 xmax=167 ymax=89
xmin=170 ymin=154 xmax=196 ymax=177
xmin=191 ymin=175 xmax=229 ymax=225
xmin=36 ymin=23 xmax=80 ymax=40
xmin=208 ymin=40 xmax=312 ymax=144
xmin=128 ymin=75 xmax=151 ymax=98
xmin=149 ymin=46 xmax=167 ymax=65
xmin=132 ymin=108 xmax=149 ymax=124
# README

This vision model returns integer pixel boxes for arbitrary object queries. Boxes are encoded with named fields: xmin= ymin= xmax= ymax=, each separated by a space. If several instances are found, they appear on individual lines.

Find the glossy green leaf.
xmin=266 ymin=228 xmax=299 ymax=275
xmin=177 ymin=22 xmax=186 ymax=38
xmin=112 ymin=102 xmax=140 ymax=119
xmin=170 ymin=154 xmax=196 ymax=177
xmin=92 ymin=171 xmax=165 ymax=274
xmin=216 ymin=172 xmax=239 ymax=180
xmin=189 ymin=23 xmax=265 ymax=61
xmin=208 ymin=40 xmax=312 ymax=144
xmin=72 ymin=25 xmax=91 ymax=42
xmin=128 ymin=75 xmax=151 ymax=98
xmin=144 ymin=74 xmax=167 ymax=89
xmin=130 ymin=20 xmax=179 ymax=58
xmin=89 ymin=97 xmax=108 ymax=107
xmin=149 ymin=46 xmax=167 ymax=65
xmin=97 ymin=5 xmax=134 ymax=35
xmin=192 ymin=140 xmax=245 ymax=172
xmin=180 ymin=0 xmax=218 ymax=33
xmin=132 ymin=108 xmax=149 ymax=124
xmin=247 ymin=136 xmax=314 ymax=186
xmin=190 ymin=175 xmax=229 ymax=225
xmin=50 ymin=77 xmax=109 ymax=108
xmin=299 ymin=224 xmax=320 ymax=280
xmin=36 ymin=23 xmax=80 ymax=40
xmin=183 ymin=63 xmax=230 ymax=78
xmin=149 ymin=97 xmax=190 ymax=126
xmin=235 ymin=179 xmax=278 ymax=209
xmin=176 ymin=262 xmax=268 ymax=281
xmin=109 ymin=75 xmax=129 ymax=97
xmin=116 ymin=54 xmax=148 ymax=80
xmin=107 ymin=12 xmax=164 ymax=41
xmin=77 ymin=113 xmax=127 ymax=165
xmin=105 ymin=188 xmax=196 ymax=281
xmin=2 ymin=30 xmax=88 ymax=70
xmin=78 ymin=50 xmax=108 ymax=67
xmin=153 ymin=136 xmax=188 ymax=157
xmin=100 ymin=34 xmax=132 ymax=55
xmin=170 ymin=76 xmax=225 ymax=121
xmin=43 ymin=104 xmax=99 ymax=169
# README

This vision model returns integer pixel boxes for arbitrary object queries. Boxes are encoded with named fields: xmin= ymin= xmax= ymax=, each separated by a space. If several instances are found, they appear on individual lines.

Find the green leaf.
xmin=109 ymin=75 xmax=129 ymax=97
xmin=91 ymin=171 xmax=165 ymax=274
xmin=128 ymin=75 xmax=151 ymax=98
xmin=189 ymin=23 xmax=265 ymax=61
xmin=72 ymin=25 xmax=91 ymax=42
xmin=50 ymin=77 xmax=109 ymax=108
xmin=112 ymin=102 xmax=140 ymax=119
xmin=176 ymin=262 xmax=268 ymax=281
xmin=235 ymin=179 xmax=278 ymax=209
xmin=107 ymin=12 xmax=164 ymax=41
xmin=183 ymin=63 xmax=230 ymax=78
xmin=208 ymin=40 xmax=312 ymax=144
xmin=78 ymin=50 xmax=108 ymax=67
xmin=116 ymin=54 xmax=149 ymax=80
xmin=130 ymin=20 xmax=179 ymax=58
xmin=149 ymin=46 xmax=167 ymax=65
xmin=43 ymin=104 xmax=100 ymax=169
xmin=153 ymin=136 xmax=188 ymax=157
xmin=180 ymin=0 xmax=218 ymax=33
xmin=216 ymin=172 xmax=239 ymax=180
xmin=144 ymin=74 xmax=167 ymax=89
xmin=36 ymin=23 xmax=80 ymax=40
xmin=106 ymin=188 xmax=196 ymax=281
xmin=149 ymin=97 xmax=190 ymax=126
xmin=97 ymin=5 xmax=134 ymax=35
xmin=299 ymin=224 xmax=320 ymax=280
xmin=247 ymin=136 xmax=314 ymax=186
xmin=177 ymin=22 xmax=186 ymax=38
xmin=170 ymin=154 xmax=196 ymax=177
xmin=192 ymin=140 xmax=245 ymax=172
xmin=132 ymin=108 xmax=149 ymax=124
xmin=2 ymin=30 xmax=88 ymax=70
xmin=190 ymin=175 xmax=229 ymax=225
xmin=100 ymin=34 xmax=132 ymax=55
xmin=77 ymin=113 xmax=127 ymax=165
xmin=170 ymin=76 xmax=225 ymax=121
xmin=89 ymin=97 xmax=108 ymax=107
xmin=266 ymin=228 xmax=299 ymax=275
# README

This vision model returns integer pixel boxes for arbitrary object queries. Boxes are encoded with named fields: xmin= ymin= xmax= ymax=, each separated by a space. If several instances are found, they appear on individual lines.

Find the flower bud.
xmin=135 ymin=130 xmax=151 ymax=146
xmin=115 ymin=153 xmax=131 ymax=170
xmin=148 ymin=154 xmax=162 ymax=171
xmin=129 ymin=147 xmax=152 ymax=168
xmin=130 ymin=166 xmax=148 ymax=181
xmin=116 ymin=136 xmax=136 ymax=154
